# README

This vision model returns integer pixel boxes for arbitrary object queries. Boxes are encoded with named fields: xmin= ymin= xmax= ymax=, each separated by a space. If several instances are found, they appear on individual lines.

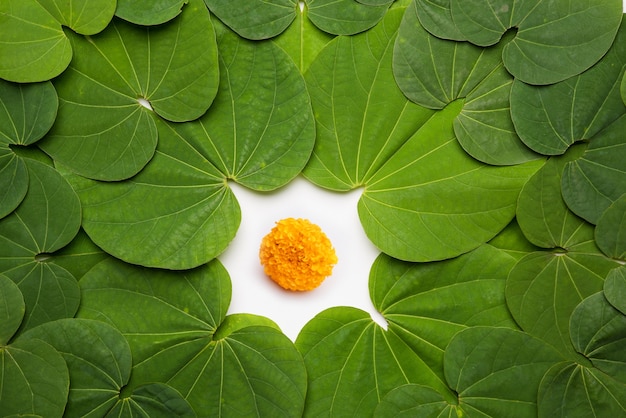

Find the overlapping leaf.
xmin=605 ymin=266 xmax=626 ymax=315
xmin=0 ymin=159 xmax=81 ymax=335
xmin=306 ymin=0 xmax=390 ymax=35
xmin=393 ymin=3 xmax=539 ymax=165
xmin=78 ymin=258 xmax=307 ymax=417
xmin=305 ymin=8 xmax=542 ymax=261
xmin=116 ymin=0 xmax=188 ymax=25
xmin=511 ymin=21 xmax=626 ymax=156
xmin=39 ymin=0 xmax=219 ymax=181
xmin=0 ymin=80 xmax=58 ymax=218
xmin=20 ymin=318 xmax=196 ymax=417
xmin=0 ymin=274 xmax=24 ymax=345
xmin=37 ymin=0 xmax=116 ymax=35
xmin=414 ymin=0 xmax=623 ymax=85
xmin=596 ymin=194 xmax=626 ymax=260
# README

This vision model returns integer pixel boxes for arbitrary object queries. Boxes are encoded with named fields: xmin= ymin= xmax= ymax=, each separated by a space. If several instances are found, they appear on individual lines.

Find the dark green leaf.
xmin=595 ymin=194 xmax=626 ymax=260
xmin=605 ymin=266 xmax=626 ymax=315
xmin=0 ymin=338 xmax=69 ymax=417
xmin=306 ymin=0 xmax=390 ymax=35
xmin=413 ymin=0 xmax=464 ymax=41
xmin=204 ymin=0 xmax=297 ymax=40
xmin=65 ymin=119 xmax=239 ymax=270
xmin=107 ymin=383 xmax=196 ymax=418
xmin=116 ymin=0 xmax=188 ymax=25
xmin=0 ymin=0 xmax=72 ymax=82
xmin=39 ymin=0 xmax=219 ymax=180
xmin=374 ymin=384 xmax=459 ymax=417
xmin=0 ymin=274 xmax=24 ymax=345
xmin=562 ymin=115 xmax=626 ymax=224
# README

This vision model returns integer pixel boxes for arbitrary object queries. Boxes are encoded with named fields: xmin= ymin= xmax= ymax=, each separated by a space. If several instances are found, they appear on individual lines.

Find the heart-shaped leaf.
xmin=561 ymin=115 xmax=626 ymax=224
xmin=78 ymin=258 xmax=307 ymax=416
xmin=37 ymin=0 xmax=116 ymax=35
xmin=39 ymin=0 xmax=219 ymax=181
xmin=116 ymin=0 xmax=188 ymax=25
xmin=0 ymin=338 xmax=69 ymax=417
xmin=0 ymin=159 xmax=81 ymax=334
xmin=595 ymin=194 xmax=626 ymax=260
xmin=0 ymin=274 xmax=24 ymax=345
xmin=204 ymin=0 xmax=297 ymax=40
xmin=306 ymin=0 xmax=390 ymax=35
xmin=0 ymin=79 xmax=57 ymax=218
xmin=605 ymin=266 xmax=626 ymax=315
xmin=370 ymin=245 xmax=519 ymax=384
xmin=64 ymin=119 xmax=239 ymax=270
xmin=0 ymin=0 xmax=72 ymax=82
xmin=413 ymin=0 xmax=464 ymax=41
xmin=510 ymin=21 xmax=626 ymax=156
xmin=393 ymin=4 xmax=539 ymax=165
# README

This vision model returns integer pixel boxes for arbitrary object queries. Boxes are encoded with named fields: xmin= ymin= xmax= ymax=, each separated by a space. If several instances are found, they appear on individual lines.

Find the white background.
xmin=221 ymin=4 xmax=626 ymax=341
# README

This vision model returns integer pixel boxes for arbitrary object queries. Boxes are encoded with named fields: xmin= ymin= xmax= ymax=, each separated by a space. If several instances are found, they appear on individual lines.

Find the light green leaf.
xmin=19 ymin=318 xmax=132 ymax=417
xmin=444 ymin=327 xmax=563 ymax=417
xmin=65 ymin=119 xmax=239 ymax=270
xmin=306 ymin=0 xmax=390 ymax=35
xmin=0 ymin=0 xmax=72 ymax=82
xmin=605 ymin=266 xmax=626 ymax=315
xmin=450 ymin=0 xmax=623 ymax=85
xmin=370 ymin=245 xmax=519 ymax=385
xmin=487 ymin=219 xmax=542 ymax=260
xmin=570 ymin=292 xmax=626 ymax=383
xmin=0 ymin=79 xmax=58 ymax=218
xmin=116 ymin=0 xmax=187 ymax=25
xmin=177 ymin=22 xmax=315 ymax=191
xmin=0 ymin=159 xmax=81 ymax=334
xmin=357 ymin=0 xmax=393 ymax=6
xmin=538 ymin=362 xmax=626 ymax=418
xmin=0 ymin=338 xmax=69 ymax=417
xmin=204 ymin=0 xmax=297 ymax=40
xmin=78 ymin=258 xmax=306 ymax=417
xmin=561 ymin=115 xmax=626 ymax=224
xmin=296 ymin=306 xmax=454 ymax=417
xmin=304 ymin=7 xmax=435 ymax=191
xmin=595 ymin=194 xmax=626 ymax=260
xmin=39 ymin=0 xmax=219 ymax=181
xmin=0 ymin=274 xmax=24 ymax=345
xmin=374 ymin=384 xmax=460 ymax=418
xmin=506 ymin=250 xmax=619 ymax=359
xmin=273 ymin=4 xmax=335 ymax=72
xmin=510 ymin=21 xmax=626 ymax=156
xmin=47 ymin=228 xmax=107 ymax=281
xmin=36 ymin=0 xmax=116 ymax=35
xmin=393 ymin=5 xmax=539 ymax=165
xmin=516 ymin=145 xmax=595 ymax=249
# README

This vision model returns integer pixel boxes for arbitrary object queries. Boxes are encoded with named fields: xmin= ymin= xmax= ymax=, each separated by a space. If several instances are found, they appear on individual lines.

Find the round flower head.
xmin=259 ymin=218 xmax=338 ymax=291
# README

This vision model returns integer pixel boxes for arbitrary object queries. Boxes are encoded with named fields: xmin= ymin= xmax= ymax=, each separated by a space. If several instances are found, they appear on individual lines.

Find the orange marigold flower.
xmin=259 ymin=218 xmax=338 ymax=291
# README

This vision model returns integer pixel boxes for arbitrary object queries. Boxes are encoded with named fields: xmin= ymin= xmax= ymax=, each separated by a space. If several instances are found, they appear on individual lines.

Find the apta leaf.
xmin=595 ymin=194 xmax=626 ymax=260
xmin=605 ymin=266 xmax=626 ymax=315
xmin=39 ymin=0 xmax=219 ymax=181
xmin=306 ymin=0 xmax=390 ymax=35
xmin=36 ymin=0 xmax=116 ymax=35
xmin=0 ymin=274 xmax=24 ymax=345
xmin=0 ymin=79 xmax=57 ymax=218
xmin=116 ymin=0 xmax=187 ymax=25
xmin=78 ymin=258 xmax=307 ymax=417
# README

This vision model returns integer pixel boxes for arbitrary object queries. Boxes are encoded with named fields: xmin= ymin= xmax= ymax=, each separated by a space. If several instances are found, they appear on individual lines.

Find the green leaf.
xmin=370 ymin=245 xmax=519 ymax=384
xmin=19 ymin=318 xmax=132 ymax=417
xmin=516 ymin=146 xmax=594 ymax=249
xmin=570 ymin=292 xmax=626 ymax=383
xmin=506 ymin=250 xmax=619 ymax=359
xmin=108 ymin=383 xmax=196 ymax=418
xmin=487 ymin=219 xmax=543 ymax=260
xmin=0 ymin=0 xmax=72 ymax=82
xmin=39 ymin=0 xmax=219 ymax=181
xmin=296 ymin=306 xmax=454 ymax=417
xmin=393 ymin=4 xmax=539 ymax=165
xmin=0 ymin=274 xmax=24 ymax=345
xmin=47 ymin=228 xmax=107 ymax=281
xmin=0 ymin=159 xmax=81 ymax=333
xmin=273 ymin=4 xmax=335 ymax=72
xmin=374 ymin=384 xmax=459 ymax=418
xmin=178 ymin=22 xmax=315 ymax=191
xmin=605 ymin=266 xmax=626 ymax=315
xmin=306 ymin=0 xmax=390 ymax=35
xmin=510 ymin=21 xmax=626 ymax=156
xmin=443 ymin=327 xmax=563 ymax=417
xmin=64 ymin=119 xmax=240 ymax=270
xmin=0 ymin=338 xmax=69 ymax=417
xmin=450 ymin=0 xmax=623 ymax=85
xmin=0 ymin=79 xmax=57 ymax=218
xmin=561 ymin=115 xmax=626 ymax=224
xmin=36 ymin=0 xmax=116 ymax=35
xmin=538 ymin=362 xmax=626 ymax=417
xmin=204 ymin=0 xmax=297 ymax=40
xmin=78 ymin=258 xmax=306 ymax=416
xmin=595 ymin=194 xmax=626 ymax=260
xmin=413 ymin=0 xmax=464 ymax=41
xmin=116 ymin=0 xmax=188 ymax=25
